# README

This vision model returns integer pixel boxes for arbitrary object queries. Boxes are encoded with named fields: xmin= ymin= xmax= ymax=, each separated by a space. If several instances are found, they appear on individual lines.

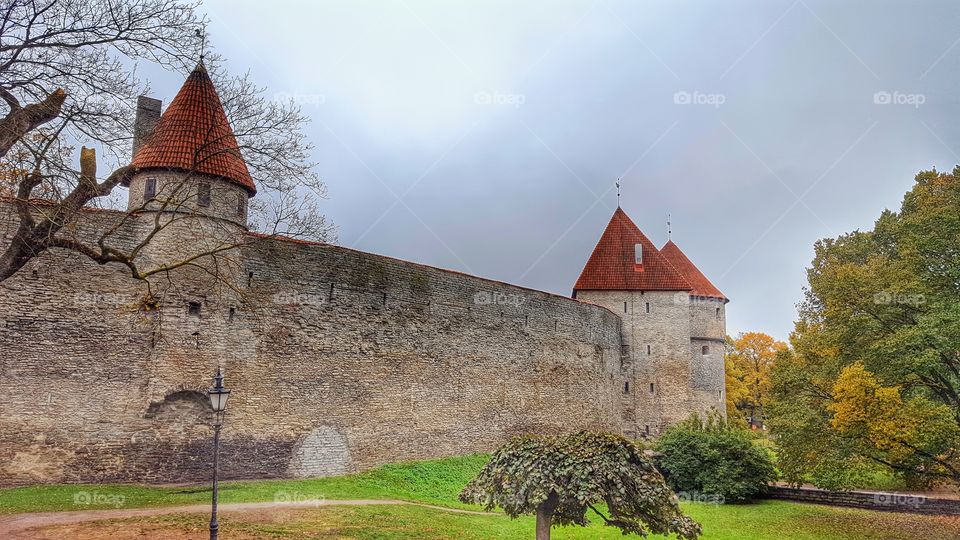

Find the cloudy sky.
xmin=139 ymin=0 xmax=960 ymax=340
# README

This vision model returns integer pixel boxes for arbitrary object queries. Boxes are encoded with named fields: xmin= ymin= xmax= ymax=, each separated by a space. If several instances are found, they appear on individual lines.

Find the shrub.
xmin=461 ymin=431 xmax=701 ymax=540
xmin=655 ymin=413 xmax=776 ymax=503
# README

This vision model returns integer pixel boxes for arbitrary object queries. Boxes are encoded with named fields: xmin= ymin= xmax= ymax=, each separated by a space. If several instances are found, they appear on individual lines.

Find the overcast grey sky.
xmin=139 ymin=0 xmax=960 ymax=340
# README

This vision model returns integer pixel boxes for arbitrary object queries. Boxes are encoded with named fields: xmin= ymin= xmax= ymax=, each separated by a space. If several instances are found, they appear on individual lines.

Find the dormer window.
xmin=634 ymin=243 xmax=644 ymax=272
xmin=198 ymin=182 xmax=211 ymax=207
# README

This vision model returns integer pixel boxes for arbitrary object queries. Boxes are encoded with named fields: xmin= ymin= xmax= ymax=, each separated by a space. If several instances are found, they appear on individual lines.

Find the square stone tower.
xmin=572 ymin=208 xmax=728 ymax=438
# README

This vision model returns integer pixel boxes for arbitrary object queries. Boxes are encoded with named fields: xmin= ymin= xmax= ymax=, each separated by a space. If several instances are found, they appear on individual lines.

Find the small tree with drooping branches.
xmin=460 ymin=431 xmax=701 ymax=540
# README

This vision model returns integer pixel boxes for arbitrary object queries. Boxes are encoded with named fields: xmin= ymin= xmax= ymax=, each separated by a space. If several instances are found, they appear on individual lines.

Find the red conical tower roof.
xmin=129 ymin=62 xmax=256 ymax=195
xmin=573 ymin=207 xmax=692 ymax=296
xmin=660 ymin=240 xmax=728 ymax=302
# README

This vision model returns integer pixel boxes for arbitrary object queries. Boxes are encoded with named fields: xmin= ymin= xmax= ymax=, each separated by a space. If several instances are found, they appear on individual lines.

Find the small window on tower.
xmin=236 ymin=192 xmax=245 ymax=216
xmin=645 ymin=425 xmax=650 ymax=436
xmin=187 ymin=301 xmax=201 ymax=317
xmin=623 ymin=381 xmax=630 ymax=394
xmin=624 ymin=302 xmax=628 ymax=313
xmin=143 ymin=177 xmax=157 ymax=201
xmin=198 ymin=182 xmax=211 ymax=207
xmin=716 ymin=307 xmax=720 ymax=320
xmin=646 ymin=344 xmax=651 ymax=355
xmin=702 ymin=345 xmax=710 ymax=355
xmin=645 ymin=302 xmax=651 ymax=313
xmin=650 ymin=382 xmax=655 ymax=393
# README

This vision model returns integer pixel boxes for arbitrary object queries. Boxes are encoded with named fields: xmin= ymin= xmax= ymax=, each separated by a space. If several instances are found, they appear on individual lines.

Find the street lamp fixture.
xmin=207 ymin=367 xmax=230 ymax=540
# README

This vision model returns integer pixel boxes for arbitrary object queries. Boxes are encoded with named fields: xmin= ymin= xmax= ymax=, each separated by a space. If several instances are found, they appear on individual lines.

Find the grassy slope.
xmin=2 ymin=454 xmax=957 ymax=540
xmin=0 ymin=454 xmax=489 ymax=514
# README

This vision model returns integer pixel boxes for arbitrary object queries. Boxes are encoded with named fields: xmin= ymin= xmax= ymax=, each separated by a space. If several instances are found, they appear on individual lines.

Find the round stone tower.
xmin=122 ymin=61 xmax=257 ymax=267
xmin=659 ymin=240 xmax=729 ymax=420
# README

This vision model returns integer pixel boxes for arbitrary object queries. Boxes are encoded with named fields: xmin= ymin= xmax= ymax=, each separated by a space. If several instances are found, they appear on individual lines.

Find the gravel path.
xmin=0 ymin=499 xmax=494 ymax=538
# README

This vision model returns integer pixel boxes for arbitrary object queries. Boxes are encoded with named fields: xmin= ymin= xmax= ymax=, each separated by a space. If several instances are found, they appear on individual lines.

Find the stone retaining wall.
xmin=764 ymin=486 xmax=960 ymax=515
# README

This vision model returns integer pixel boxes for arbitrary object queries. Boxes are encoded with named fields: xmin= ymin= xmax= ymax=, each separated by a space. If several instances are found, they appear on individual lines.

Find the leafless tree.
xmin=0 ymin=0 xmax=334 ymax=284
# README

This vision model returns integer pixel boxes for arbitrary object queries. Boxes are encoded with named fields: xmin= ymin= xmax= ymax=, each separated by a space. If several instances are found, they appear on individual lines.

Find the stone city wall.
xmin=0 ymin=205 xmax=626 ymax=485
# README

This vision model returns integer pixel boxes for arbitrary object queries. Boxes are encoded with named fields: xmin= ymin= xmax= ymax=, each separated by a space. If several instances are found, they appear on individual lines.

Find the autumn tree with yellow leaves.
xmin=724 ymin=332 xmax=787 ymax=428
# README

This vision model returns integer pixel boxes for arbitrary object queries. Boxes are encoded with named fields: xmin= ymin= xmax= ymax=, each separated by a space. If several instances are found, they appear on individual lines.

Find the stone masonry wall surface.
xmin=0 ymin=203 xmax=626 ymax=486
xmin=764 ymin=486 xmax=960 ymax=516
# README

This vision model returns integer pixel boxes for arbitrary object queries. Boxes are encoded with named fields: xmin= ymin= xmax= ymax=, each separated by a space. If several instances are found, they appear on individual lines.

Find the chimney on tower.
xmin=132 ymin=95 xmax=162 ymax=159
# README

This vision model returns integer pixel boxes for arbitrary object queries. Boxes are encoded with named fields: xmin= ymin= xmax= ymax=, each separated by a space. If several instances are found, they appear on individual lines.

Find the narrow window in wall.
xmin=624 ymin=301 xmax=628 ymax=313
xmin=228 ymin=307 xmax=236 ymax=322
xmin=716 ymin=307 xmax=720 ymax=320
xmin=646 ymin=344 xmax=652 ymax=355
xmin=248 ymin=271 xmax=255 ymax=287
xmin=198 ymin=182 xmax=211 ymax=207
xmin=645 ymin=425 xmax=650 ymax=436
xmin=650 ymin=382 xmax=655 ymax=394
xmin=187 ymin=301 xmax=201 ymax=317
xmin=645 ymin=302 xmax=651 ymax=313
xmin=236 ymin=192 xmax=245 ymax=216
xmin=623 ymin=381 xmax=630 ymax=394
xmin=718 ymin=390 xmax=723 ymax=401
xmin=143 ymin=177 xmax=157 ymax=201
xmin=702 ymin=345 xmax=710 ymax=355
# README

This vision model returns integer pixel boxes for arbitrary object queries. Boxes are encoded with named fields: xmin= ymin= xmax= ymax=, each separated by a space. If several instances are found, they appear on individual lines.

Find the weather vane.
xmin=196 ymin=25 xmax=207 ymax=61
xmin=667 ymin=213 xmax=672 ymax=241
xmin=616 ymin=178 xmax=621 ymax=208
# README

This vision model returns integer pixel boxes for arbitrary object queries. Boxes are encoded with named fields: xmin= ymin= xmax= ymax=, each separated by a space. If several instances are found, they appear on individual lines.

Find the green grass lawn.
xmin=1 ymin=454 xmax=956 ymax=540
xmin=0 ymin=454 xmax=489 ymax=514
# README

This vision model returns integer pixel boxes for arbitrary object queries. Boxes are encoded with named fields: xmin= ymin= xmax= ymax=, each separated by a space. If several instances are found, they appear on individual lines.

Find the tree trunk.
xmin=0 ymin=89 xmax=66 ymax=160
xmin=535 ymin=505 xmax=552 ymax=540
xmin=0 ymin=224 xmax=42 ymax=282
xmin=535 ymin=492 xmax=559 ymax=540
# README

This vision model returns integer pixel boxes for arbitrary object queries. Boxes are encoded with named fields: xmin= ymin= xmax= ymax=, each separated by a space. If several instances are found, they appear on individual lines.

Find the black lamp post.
xmin=207 ymin=368 xmax=230 ymax=540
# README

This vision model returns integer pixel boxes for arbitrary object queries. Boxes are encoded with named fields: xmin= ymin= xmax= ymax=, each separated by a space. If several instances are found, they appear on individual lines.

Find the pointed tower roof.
xmin=573 ymin=208 xmax=692 ymax=295
xmin=129 ymin=62 xmax=256 ymax=195
xmin=660 ymin=240 xmax=728 ymax=302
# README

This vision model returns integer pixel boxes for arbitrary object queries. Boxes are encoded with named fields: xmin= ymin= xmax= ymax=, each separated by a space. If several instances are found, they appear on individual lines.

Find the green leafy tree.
xmin=460 ymin=431 xmax=700 ymax=540
xmin=769 ymin=167 xmax=960 ymax=489
xmin=655 ymin=413 xmax=776 ymax=503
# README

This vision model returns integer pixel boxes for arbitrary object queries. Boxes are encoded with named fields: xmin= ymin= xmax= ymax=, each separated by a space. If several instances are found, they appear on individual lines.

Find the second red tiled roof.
xmin=660 ymin=240 xmax=728 ymax=302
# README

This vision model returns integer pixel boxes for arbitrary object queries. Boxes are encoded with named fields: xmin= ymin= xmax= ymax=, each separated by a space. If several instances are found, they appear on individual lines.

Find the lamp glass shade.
xmin=209 ymin=389 xmax=230 ymax=412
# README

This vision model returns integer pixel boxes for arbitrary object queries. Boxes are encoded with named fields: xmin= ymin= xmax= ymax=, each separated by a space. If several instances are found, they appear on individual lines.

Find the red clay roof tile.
xmin=659 ymin=239 xmax=728 ymax=302
xmin=573 ymin=208 xmax=692 ymax=295
xmin=128 ymin=62 xmax=256 ymax=195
